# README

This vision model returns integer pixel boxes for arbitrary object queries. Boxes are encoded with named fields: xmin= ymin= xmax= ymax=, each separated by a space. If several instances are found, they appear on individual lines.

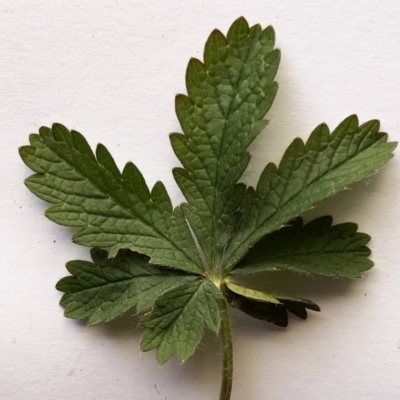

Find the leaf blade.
xmin=172 ymin=17 xmax=280 ymax=268
xmin=225 ymin=279 xmax=280 ymax=304
xmin=56 ymin=249 xmax=197 ymax=325
xmin=232 ymin=216 xmax=373 ymax=278
xmin=223 ymin=116 xmax=396 ymax=269
xmin=140 ymin=279 xmax=222 ymax=364
xmin=19 ymin=124 xmax=204 ymax=274
xmin=223 ymin=280 xmax=320 ymax=327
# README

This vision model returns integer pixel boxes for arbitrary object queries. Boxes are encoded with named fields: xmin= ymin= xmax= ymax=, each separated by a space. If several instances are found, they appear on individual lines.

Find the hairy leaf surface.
xmin=171 ymin=17 xmax=280 ymax=269
xmin=232 ymin=216 xmax=373 ymax=277
xmin=19 ymin=125 xmax=203 ymax=274
xmin=140 ymin=279 xmax=222 ymax=363
xmin=19 ymin=17 xmax=397 ymax=371
xmin=223 ymin=116 xmax=396 ymax=269
xmin=56 ymin=249 xmax=197 ymax=325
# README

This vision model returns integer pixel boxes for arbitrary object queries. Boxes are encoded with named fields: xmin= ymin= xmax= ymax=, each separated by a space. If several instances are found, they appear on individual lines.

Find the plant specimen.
xmin=19 ymin=17 xmax=396 ymax=400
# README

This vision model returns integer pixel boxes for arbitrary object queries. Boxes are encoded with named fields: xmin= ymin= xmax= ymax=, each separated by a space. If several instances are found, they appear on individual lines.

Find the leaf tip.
xmin=233 ymin=16 xmax=249 ymax=27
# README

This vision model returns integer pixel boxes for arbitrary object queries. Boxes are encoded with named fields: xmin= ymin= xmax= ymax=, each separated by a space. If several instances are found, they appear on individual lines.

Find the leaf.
xmin=232 ymin=216 xmax=373 ymax=278
xmin=225 ymin=279 xmax=280 ymax=304
xmin=140 ymin=279 xmax=222 ymax=364
xmin=19 ymin=124 xmax=204 ymax=274
xmin=223 ymin=116 xmax=397 ymax=269
xmin=171 ymin=17 xmax=280 ymax=269
xmin=56 ymin=248 xmax=198 ymax=325
xmin=223 ymin=280 xmax=320 ymax=327
xmin=19 ymin=17 xmax=397 ymax=380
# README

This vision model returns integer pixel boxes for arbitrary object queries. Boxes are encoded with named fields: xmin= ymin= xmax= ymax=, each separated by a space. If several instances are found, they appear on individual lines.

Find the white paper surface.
xmin=1 ymin=1 xmax=399 ymax=399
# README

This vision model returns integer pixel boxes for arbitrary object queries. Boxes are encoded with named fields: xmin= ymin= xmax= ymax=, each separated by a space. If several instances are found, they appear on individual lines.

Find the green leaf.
xmin=19 ymin=17 xmax=397 ymax=378
xmin=225 ymin=279 xmax=280 ymax=304
xmin=223 ymin=116 xmax=396 ymax=269
xmin=19 ymin=124 xmax=204 ymax=274
xmin=140 ymin=279 xmax=222 ymax=364
xmin=232 ymin=216 xmax=373 ymax=278
xmin=223 ymin=280 xmax=320 ymax=327
xmin=171 ymin=17 xmax=280 ymax=269
xmin=56 ymin=248 xmax=198 ymax=325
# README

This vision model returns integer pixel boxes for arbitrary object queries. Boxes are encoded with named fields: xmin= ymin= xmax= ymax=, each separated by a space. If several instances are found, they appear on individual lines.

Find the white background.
xmin=1 ymin=1 xmax=400 ymax=399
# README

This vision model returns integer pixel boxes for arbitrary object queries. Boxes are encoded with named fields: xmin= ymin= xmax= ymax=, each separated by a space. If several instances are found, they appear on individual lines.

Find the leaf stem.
xmin=218 ymin=299 xmax=233 ymax=400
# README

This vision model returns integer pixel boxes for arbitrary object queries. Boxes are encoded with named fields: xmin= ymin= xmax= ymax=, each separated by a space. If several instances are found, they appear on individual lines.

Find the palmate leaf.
xmin=232 ymin=216 xmax=373 ymax=277
xmin=56 ymin=248 xmax=198 ymax=325
xmin=19 ymin=125 xmax=203 ymax=274
xmin=172 ymin=17 xmax=280 ymax=269
xmin=223 ymin=280 xmax=320 ymax=327
xmin=19 ymin=16 xmax=397 ymax=395
xmin=140 ymin=279 xmax=223 ymax=364
xmin=223 ymin=116 xmax=396 ymax=269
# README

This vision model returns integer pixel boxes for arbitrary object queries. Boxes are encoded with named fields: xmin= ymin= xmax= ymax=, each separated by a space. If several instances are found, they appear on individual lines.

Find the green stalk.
xmin=217 ymin=299 xmax=233 ymax=400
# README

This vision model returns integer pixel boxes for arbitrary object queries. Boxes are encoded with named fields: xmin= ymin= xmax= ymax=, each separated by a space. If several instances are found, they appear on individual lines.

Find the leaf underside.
xmin=224 ymin=281 xmax=320 ymax=327
xmin=172 ymin=17 xmax=280 ymax=269
xmin=222 ymin=115 xmax=396 ymax=270
xmin=19 ymin=124 xmax=204 ymax=275
xmin=19 ymin=16 xmax=397 ymax=363
xmin=56 ymin=248 xmax=198 ymax=325
xmin=233 ymin=216 xmax=373 ymax=278
xmin=140 ymin=279 xmax=222 ymax=364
